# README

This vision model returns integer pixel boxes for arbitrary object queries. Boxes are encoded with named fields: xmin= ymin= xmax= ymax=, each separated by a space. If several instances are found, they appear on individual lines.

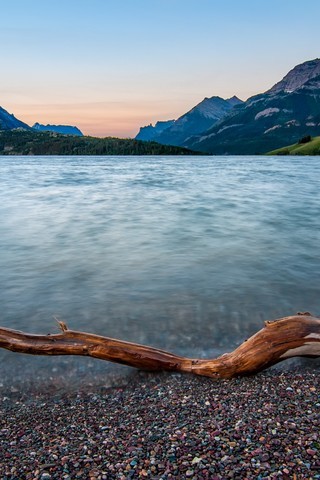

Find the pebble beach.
xmin=1 ymin=367 xmax=319 ymax=479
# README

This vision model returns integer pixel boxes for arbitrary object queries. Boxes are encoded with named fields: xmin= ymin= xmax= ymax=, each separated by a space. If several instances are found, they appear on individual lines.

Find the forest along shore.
xmin=1 ymin=368 xmax=319 ymax=479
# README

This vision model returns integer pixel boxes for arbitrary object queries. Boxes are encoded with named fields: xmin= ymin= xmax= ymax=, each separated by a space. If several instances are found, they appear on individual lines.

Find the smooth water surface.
xmin=1 ymin=156 xmax=319 ymax=363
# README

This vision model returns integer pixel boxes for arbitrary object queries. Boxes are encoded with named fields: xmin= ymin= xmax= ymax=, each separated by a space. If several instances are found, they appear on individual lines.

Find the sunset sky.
xmin=1 ymin=0 xmax=320 ymax=138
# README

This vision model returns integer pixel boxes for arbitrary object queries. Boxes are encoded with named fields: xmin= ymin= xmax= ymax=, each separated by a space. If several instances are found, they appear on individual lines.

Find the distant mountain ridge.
xmin=136 ymin=120 xmax=175 ymax=141
xmin=32 ymin=122 xmax=83 ymax=136
xmin=136 ymin=96 xmax=243 ymax=146
xmin=0 ymin=105 xmax=83 ymax=137
xmin=2 ymin=57 xmax=320 ymax=155
xmin=185 ymin=58 xmax=320 ymax=154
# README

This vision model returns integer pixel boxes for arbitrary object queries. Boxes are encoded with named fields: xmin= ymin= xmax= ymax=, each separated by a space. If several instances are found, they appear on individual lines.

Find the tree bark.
xmin=0 ymin=313 xmax=319 ymax=379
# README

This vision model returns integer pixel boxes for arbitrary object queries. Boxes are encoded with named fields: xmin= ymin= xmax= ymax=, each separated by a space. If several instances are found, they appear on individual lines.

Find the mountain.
xmin=0 ymin=106 xmax=30 ymax=130
xmin=268 ymin=58 xmax=320 ymax=94
xmin=226 ymin=95 xmax=244 ymax=107
xmin=135 ymin=96 xmax=243 ymax=147
xmin=33 ymin=122 xmax=83 ymax=136
xmin=186 ymin=59 xmax=320 ymax=154
xmin=136 ymin=120 xmax=175 ymax=141
xmin=0 ymin=106 xmax=83 ymax=137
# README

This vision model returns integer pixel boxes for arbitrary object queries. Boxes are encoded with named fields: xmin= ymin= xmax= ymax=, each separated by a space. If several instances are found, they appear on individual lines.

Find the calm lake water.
xmin=1 ymin=155 xmax=320 ymax=373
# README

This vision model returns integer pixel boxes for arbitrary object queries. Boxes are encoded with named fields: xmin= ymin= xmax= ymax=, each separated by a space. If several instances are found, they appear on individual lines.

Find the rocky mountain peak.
xmin=268 ymin=58 xmax=320 ymax=94
xmin=226 ymin=95 xmax=243 ymax=106
xmin=189 ymin=96 xmax=232 ymax=118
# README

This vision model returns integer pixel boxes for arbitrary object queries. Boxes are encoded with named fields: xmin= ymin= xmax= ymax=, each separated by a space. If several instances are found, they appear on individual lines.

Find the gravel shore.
xmin=1 ymin=368 xmax=319 ymax=479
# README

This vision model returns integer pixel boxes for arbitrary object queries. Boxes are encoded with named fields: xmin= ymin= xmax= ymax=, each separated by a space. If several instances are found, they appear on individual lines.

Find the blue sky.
xmin=1 ymin=0 xmax=320 ymax=137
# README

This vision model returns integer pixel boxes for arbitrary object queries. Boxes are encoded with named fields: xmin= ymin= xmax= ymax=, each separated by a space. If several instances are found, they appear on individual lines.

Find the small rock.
xmin=260 ymin=453 xmax=269 ymax=462
xmin=186 ymin=470 xmax=194 ymax=477
xmin=41 ymin=474 xmax=52 ymax=480
xmin=306 ymin=448 xmax=316 ymax=456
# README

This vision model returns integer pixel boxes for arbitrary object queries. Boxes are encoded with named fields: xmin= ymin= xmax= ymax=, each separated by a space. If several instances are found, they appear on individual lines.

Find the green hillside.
xmin=268 ymin=136 xmax=320 ymax=155
xmin=0 ymin=129 xmax=200 ymax=156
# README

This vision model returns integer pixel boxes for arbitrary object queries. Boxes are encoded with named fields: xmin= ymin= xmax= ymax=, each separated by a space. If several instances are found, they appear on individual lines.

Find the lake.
xmin=1 ymin=155 xmax=319 ymax=377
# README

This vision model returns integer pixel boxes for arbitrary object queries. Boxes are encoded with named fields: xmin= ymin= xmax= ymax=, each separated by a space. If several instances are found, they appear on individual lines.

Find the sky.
xmin=1 ymin=0 xmax=320 ymax=138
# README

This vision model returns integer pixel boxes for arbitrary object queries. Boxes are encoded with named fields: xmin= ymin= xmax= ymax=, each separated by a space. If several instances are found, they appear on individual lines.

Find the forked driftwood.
xmin=0 ymin=313 xmax=319 ymax=379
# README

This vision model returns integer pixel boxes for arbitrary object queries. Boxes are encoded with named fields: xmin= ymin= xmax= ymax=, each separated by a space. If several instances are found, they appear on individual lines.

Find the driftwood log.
xmin=0 ymin=313 xmax=319 ymax=379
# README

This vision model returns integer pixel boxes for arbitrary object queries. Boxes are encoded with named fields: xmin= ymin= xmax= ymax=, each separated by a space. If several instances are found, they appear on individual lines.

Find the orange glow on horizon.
xmin=8 ymin=101 xmax=182 ymax=139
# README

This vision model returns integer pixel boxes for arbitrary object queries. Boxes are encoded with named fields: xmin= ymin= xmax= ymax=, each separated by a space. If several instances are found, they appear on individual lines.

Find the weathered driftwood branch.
xmin=0 ymin=313 xmax=319 ymax=379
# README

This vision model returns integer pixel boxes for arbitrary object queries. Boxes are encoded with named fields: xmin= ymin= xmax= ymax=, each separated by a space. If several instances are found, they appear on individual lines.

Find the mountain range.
xmin=0 ymin=108 xmax=83 ymax=136
xmin=136 ymin=58 xmax=320 ymax=154
xmin=1 ymin=58 xmax=320 ymax=155
xmin=136 ymin=96 xmax=243 ymax=146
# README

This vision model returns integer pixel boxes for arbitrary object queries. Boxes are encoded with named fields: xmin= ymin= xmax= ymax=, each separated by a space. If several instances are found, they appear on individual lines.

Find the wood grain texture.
xmin=0 ymin=313 xmax=319 ymax=378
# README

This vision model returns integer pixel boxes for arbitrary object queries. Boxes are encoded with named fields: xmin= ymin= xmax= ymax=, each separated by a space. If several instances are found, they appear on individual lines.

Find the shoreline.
xmin=1 ymin=367 xmax=319 ymax=479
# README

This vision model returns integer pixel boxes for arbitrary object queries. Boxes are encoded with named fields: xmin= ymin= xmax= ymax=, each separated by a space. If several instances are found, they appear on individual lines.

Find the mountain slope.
xmin=268 ymin=58 xmax=320 ymax=94
xmin=186 ymin=59 xmax=320 ymax=154
xmin=0 ymin=106 xmax=30 ymax=130
xmin=136 ymin=96 xmax=243 ymax=147
xmin=33 ymin=123 xmax=83 ymax=136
